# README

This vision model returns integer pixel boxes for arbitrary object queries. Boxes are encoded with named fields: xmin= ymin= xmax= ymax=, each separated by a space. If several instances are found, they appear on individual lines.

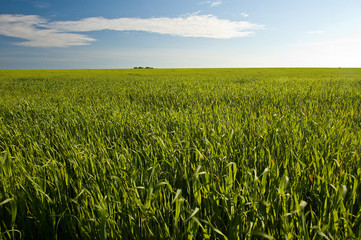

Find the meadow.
xmin=0 ymin=68 xmax=360 ymax=239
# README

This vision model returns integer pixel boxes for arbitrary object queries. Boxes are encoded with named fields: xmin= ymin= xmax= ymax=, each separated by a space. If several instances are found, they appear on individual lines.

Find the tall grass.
xmin=0 ymin=68 xmax=360 ymax=239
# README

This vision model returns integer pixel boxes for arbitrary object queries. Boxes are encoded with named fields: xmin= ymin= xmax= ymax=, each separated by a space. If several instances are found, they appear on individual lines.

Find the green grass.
xmin=0 ymin=68 xmax=360 ymax=239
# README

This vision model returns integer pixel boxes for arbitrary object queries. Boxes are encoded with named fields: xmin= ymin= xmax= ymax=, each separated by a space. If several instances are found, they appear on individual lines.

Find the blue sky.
xmin=1 ymin=0 xmax=361 ymax=69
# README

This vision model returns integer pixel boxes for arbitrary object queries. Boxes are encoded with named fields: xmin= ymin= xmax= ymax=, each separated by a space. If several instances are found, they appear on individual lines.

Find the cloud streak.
xmin=0 ymin=14 xmax=263 ymax=47
xmin=199 ymin=1 xmax=222 ymax=7
xmin=0 ymin=14 xmax=95 ymax=47
xmin=210 ymin=1 xmax=222 ymax=7
xmin=241 ymin=12 xmax=249 ymax=18
xmin=307 ymin=30 xmax=324 ymax=34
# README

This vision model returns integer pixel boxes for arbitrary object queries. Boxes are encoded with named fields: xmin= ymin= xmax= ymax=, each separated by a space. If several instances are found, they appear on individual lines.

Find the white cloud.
xmin=0 ymin=14 xmax=95 ymax=47
xmin=50 ymin=15 xmax=263 ymax=38
xmin=0 ymin=14 xmax=263 ymax=47
xmin=241 ymin=12 xmax=249 ymax=18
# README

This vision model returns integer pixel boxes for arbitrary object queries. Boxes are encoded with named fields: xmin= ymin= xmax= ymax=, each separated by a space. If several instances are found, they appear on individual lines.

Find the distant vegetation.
xmin=133 ymin=66 xmax=154 ymax=69
xmin=0 ymin=68 xmax=360 ymax=239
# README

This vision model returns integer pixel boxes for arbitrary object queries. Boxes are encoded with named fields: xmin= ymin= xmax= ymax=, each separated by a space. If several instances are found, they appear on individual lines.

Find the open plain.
xmin=0 ymin=68 xmax=360 ymax=239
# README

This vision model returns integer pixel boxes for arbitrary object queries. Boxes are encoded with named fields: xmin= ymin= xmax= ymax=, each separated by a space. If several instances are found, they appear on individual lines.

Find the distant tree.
xmin=133 ymin=66 xmax=154 ymax=69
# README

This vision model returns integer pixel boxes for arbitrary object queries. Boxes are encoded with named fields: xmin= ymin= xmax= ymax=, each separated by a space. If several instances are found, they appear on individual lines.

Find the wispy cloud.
xmin=210 ymin=1 xmax=222 ymax=7
xmin=0 ymin=14 xmax=95 ymax=47
xmin=241 ymin=12 xmax=249 ymax=18
xmin=50 ymin=15 xmax=262 ymax=38
xmin=307 ymin=30 xmax=324 ymax=34
xmin=200 ymin=1 xmax=222 ymax=7
xmin=34 ymin=1 xmax=51 ymax=9
xmin=0 ymin=14 xmax=264 ymax=47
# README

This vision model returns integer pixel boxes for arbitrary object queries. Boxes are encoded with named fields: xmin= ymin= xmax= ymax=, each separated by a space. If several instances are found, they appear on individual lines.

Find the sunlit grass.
xmin=0 ymin=68 xmax=360 ymax=239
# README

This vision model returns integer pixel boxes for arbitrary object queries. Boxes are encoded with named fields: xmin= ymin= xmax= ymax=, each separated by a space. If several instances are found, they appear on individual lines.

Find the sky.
xmin=1 ymin=0 xmax=361 ymax=69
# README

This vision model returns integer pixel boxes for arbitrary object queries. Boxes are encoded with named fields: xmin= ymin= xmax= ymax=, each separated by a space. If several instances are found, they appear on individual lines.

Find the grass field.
xmin=0 ymin=68 xmax=360 ymax=239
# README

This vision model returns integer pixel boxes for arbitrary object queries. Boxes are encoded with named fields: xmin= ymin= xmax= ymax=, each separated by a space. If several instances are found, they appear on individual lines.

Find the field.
xmin=0 ymin=68 xmax=360 ymax=239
